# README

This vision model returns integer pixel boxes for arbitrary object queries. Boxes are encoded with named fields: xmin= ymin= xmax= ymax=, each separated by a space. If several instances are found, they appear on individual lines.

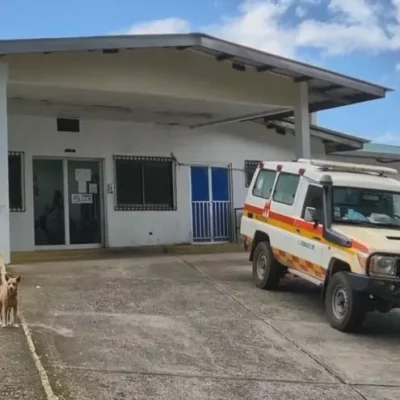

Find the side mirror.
xmin=304 ymin=207 xmax=319 ymax=227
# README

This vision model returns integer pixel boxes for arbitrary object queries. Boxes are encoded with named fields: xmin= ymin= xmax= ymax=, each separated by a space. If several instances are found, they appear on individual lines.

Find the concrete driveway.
xmin=11 ymin=253 xmax=400 ymax=400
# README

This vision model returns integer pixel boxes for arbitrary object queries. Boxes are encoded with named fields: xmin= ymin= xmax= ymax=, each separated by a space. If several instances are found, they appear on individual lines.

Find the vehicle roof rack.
xmin=297 ymin=159 xmax=398 ymax=177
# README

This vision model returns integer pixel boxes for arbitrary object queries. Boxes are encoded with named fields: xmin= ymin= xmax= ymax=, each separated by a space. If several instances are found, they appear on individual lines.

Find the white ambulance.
xmin=241 ymin=159 xmax=400 ymax=332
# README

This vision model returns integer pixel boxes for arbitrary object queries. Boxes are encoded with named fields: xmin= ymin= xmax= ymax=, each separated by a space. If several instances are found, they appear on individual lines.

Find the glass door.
xmin=33 ymin=159 xmax=66 ymax=246
xmin=33 ymin=158 xmax=102 ymax=248
xmin=67 ymin=160 xmax=101 ymax=245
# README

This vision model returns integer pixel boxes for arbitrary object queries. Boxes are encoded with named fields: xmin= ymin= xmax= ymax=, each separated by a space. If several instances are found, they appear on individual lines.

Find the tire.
xmin=252 ymin=241 xmax=281 ymax=290
xmin=325 ymin=271 xmax=366 ymax=333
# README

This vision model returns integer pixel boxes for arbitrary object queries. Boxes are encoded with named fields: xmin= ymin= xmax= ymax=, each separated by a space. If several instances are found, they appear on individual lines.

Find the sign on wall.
xmin=71 ymin=194 xmax=93 ymax=204
xmin=75 ymin=168 xmax=92 ymax=182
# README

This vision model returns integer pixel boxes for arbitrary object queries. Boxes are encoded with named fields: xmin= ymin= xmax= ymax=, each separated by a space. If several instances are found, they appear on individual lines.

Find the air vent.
xmin=386 ymin=236 xmax=400 ymax=240
xmin=57 ymin=118 xmax=80 ymax=133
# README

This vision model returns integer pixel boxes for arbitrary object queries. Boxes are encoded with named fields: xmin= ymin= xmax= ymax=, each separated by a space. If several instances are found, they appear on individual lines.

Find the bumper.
xmin=348 ymin=273 xmax=400 ymax=305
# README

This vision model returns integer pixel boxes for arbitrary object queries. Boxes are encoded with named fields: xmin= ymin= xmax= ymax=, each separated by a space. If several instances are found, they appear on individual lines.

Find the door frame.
xmin=32 ymin=156 xmax=105 ymax=250
xmin=189 ymin=162 xmax=233 ymax=244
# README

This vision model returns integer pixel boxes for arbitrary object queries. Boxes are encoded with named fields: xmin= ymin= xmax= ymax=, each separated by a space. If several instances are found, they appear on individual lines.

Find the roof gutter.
xmin=0 ymin=33 xmax=202 ymax=56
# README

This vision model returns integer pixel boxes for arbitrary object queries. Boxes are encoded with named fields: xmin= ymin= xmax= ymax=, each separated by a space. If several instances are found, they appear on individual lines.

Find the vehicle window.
xmin=272 ymin=173 xmax=300 ymax=205
xmin=302 ymin=185 xmax=324 ymax=223
xmin=333 ymin=187 xmax=400 ymax=228
xmin=252 ymin=170 xmax=277 ymax=199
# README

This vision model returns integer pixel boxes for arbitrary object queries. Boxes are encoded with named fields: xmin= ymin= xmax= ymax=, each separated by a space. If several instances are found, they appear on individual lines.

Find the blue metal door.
xmin=211 ymin=167 xmax=230 ymax=241
xmin=191 ymin=166 xmax=231 ymax=242
xmin=191 ymin=166 xmax=211 ymax=242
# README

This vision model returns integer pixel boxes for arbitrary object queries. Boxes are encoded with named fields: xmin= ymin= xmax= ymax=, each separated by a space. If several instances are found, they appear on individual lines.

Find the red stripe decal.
xmin=243 ymin=203 xmax=370 ymax=253
xmin=244 ymin=204 xmax=263 ymax=214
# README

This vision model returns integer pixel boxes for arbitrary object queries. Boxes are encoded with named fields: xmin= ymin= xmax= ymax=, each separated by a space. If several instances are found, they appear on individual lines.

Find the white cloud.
xmin=296 ymin=20 xmax=390 ymax=56
xmin=119 ymin=0 xmax=400 ymax=65
xmin=206 ymin=0 xmax=297 ymax=57
xmin=328 ymin=0 xmax=379 ymax=25
xmin=296 ymin=6 xmax=307 ymax=18
xmin=124 ymin=17 xmax=190 ymax=35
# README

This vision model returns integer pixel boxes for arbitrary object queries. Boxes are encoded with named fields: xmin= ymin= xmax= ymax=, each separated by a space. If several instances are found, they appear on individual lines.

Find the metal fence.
xmin=192 ymin=200 xmax=231 ymax=242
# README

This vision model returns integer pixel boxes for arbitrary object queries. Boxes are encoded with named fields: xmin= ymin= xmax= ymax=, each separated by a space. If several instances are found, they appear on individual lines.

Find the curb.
xmin=1 ymin=256 xmax=59 ymax=400
xmin=11 ymin=243 xmax=243 ymax=264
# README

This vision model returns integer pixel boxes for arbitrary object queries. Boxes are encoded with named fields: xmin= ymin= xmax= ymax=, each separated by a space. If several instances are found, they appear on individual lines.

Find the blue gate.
xmin=191 ymin=166 xmax=231 ymax=242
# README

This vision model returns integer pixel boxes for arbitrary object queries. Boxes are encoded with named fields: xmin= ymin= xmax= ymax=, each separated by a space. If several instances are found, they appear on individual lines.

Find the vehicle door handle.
xmin=296 ymin=229 xmax=300 ymax=233
xmin=248 ymin=212 xmax=253 ymax=219
xmin=312 ymin=236 xmax=321 ymax=241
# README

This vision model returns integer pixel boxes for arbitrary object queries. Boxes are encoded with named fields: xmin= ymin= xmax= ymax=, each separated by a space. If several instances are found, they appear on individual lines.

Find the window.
xmin=114 ymin=156 xmax=175 ymax=211
xmin=244 ymin=160 xmax=261 ymax=187
xmin=252 ymin=169 xmax=277 ymax=199
xmin=332 ymin=187 xmax=400 ymax=228
xmin=8 ymin=151 xmax=25 ymax=212
xmin=272 ymin=173 xmax=300 ymax=205
xmin=302 ymin=185 xmax=323 ymax=223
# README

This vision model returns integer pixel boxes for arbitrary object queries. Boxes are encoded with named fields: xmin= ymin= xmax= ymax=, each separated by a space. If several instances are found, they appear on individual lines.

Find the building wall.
xmin=8 ymin=113 xmax=326 ymax=252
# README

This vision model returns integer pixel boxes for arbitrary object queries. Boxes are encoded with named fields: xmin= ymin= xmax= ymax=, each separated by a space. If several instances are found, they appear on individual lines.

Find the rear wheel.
xmin=325 ymin=272 xmax=366 ymax=332
xmin=252 ymin=241 xmax=281 ymax=290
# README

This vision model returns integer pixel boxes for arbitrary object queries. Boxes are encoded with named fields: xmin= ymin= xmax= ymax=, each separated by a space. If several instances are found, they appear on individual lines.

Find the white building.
xmin=0 ymin=33 xmax=390 ymax=263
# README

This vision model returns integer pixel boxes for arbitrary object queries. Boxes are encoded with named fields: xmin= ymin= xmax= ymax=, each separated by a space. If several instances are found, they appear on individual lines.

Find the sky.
xmin=1 ymin=0 xmax=400 ymax=144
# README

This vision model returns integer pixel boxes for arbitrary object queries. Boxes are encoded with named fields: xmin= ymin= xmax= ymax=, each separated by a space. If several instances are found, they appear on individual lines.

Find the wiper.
xmin=371 ymin=221 xmax=400 ymax=228
xmin=335 ymin=220 xmax=372 ymax=226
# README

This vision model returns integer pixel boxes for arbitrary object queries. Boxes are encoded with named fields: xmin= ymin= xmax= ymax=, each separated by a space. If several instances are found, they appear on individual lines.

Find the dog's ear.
xmin=16 ymin=275 xmax=21 ymax=283
xmin=4 ymin=273 xmax=10 ymax=282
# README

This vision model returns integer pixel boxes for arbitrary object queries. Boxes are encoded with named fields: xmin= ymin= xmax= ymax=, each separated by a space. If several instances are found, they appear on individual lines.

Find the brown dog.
xmin=0 ymin=273 xmax=21 ymax=328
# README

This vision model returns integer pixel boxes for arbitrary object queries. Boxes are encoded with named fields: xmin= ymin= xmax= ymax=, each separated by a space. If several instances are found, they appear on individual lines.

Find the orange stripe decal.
xmin=243 ymin=203 xmax=370 ymax=254
xmin=272 ymin=247 xmax=326 ymax=281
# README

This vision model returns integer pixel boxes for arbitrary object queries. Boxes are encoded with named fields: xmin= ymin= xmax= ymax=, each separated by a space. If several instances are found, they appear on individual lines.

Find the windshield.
xmin=332 ymin=187 xmax=400 ymax=228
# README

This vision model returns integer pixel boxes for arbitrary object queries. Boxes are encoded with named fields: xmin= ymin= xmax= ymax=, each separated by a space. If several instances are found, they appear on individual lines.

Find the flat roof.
xmin=261 ymin=118 xmax=367 ymax=152
xmin=334 ymin=143 xmax=400 ymax=163
xmin=363 ymin=143 xmax=400 ymax=154
xmin=0 ymin=33 xmax=392 ymax=115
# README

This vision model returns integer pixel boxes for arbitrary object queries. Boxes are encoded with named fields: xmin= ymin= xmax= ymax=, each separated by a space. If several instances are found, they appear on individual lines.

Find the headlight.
xmin=369 ymin=255 xmax=398 ymax=277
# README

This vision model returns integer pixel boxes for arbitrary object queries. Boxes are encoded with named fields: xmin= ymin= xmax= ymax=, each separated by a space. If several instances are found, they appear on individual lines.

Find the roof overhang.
xmin=0 ymin=33 xmax=392 ymax=117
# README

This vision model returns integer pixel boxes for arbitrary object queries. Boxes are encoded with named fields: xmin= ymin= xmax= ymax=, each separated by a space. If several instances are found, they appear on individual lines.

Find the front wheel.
xmin=325 ymin=272 xmax=366 ymax=332
xmin=252 ymin=241 xmax=281 ymax=290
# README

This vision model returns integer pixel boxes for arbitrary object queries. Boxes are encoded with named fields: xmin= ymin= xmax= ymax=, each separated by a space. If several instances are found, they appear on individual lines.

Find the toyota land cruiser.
xmin=241 ymin=159 xmax=400 ymax=332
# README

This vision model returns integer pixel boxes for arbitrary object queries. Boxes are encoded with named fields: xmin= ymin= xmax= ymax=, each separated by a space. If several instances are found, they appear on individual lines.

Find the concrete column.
xmin=294 ymin=81 xmax=311 ymax=159
xmin=0 ymin=63 xmax=10 ymax=264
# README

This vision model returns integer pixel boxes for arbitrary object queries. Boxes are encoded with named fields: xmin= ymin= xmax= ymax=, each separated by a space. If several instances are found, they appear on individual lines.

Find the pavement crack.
xmin=179 ymin=257 xmax=368 ymax=400
xmin=62 ymin=365 xmax=350 ymax=386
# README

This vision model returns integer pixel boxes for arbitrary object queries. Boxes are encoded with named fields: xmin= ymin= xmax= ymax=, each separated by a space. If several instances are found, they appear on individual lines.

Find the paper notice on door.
xmin=78 ymin=181 xmax=87 ymax=193
xmin=75 ymin=168 xmax=91 ymax=182
xmin=88 ymin=183 xmax=98 ymax=194
xmin=71 ymin=194 xmax=93 ymax=204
